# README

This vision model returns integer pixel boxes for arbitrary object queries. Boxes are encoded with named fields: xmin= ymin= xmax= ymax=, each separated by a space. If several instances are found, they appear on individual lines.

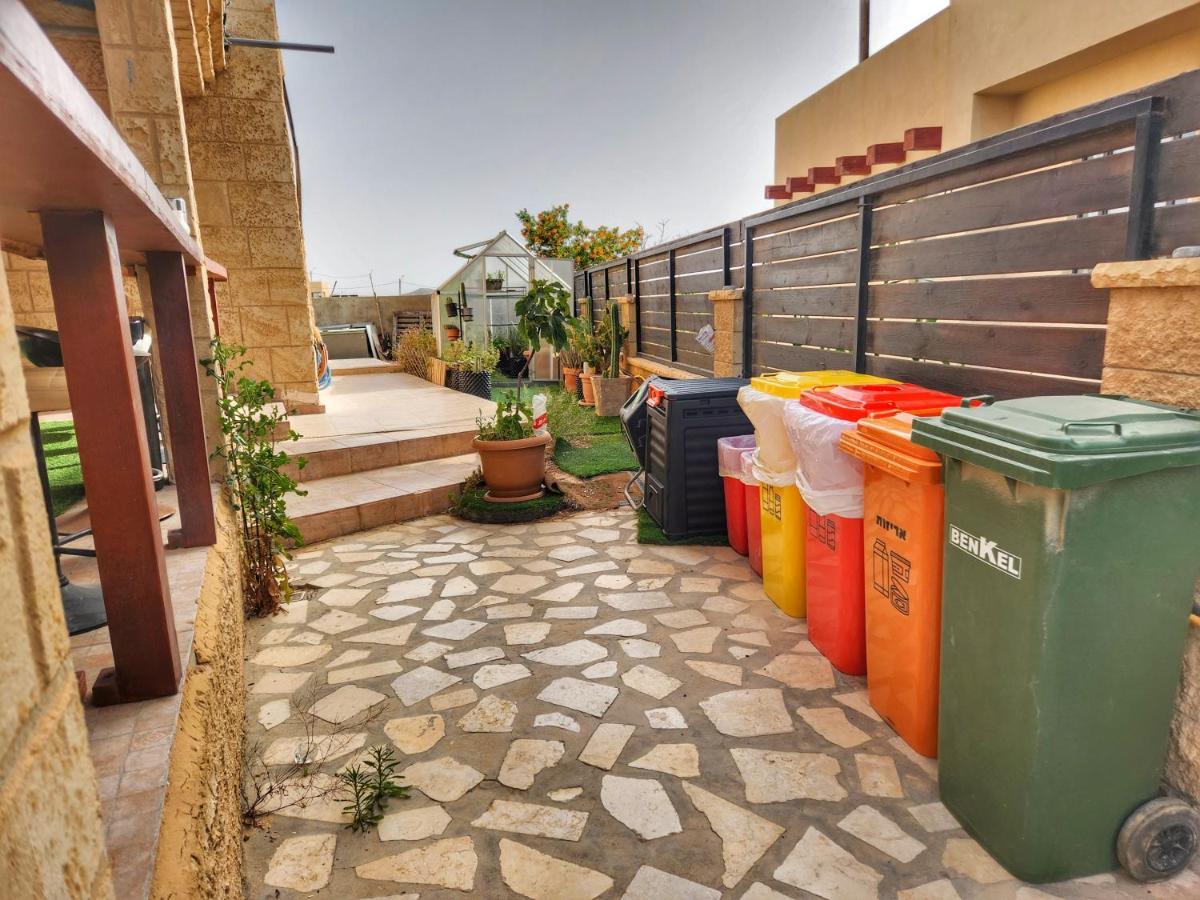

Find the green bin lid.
xmin=910 ymin=394 xmax=1200 ymax=488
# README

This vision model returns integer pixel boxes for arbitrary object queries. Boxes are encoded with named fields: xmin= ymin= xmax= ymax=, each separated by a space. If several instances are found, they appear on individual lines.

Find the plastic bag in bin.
xmin=782 ymin=400 xmax=865 ymax=517
xmin=718 ymin=435 xmax=756 ymax=480
xmin=736 ymin=386 xmax=798 ymax=474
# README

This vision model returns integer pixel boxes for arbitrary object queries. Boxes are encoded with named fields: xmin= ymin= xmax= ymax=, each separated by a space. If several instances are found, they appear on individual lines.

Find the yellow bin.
xmin=743 ymin=371 xmax=896 ymax=617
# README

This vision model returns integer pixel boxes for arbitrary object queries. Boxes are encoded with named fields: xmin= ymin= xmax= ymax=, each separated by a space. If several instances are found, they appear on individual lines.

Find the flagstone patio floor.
xmin=242 ymin=508 xmax=1200 ymax=899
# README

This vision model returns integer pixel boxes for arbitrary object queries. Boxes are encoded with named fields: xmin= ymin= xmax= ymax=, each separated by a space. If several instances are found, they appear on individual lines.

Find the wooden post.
xmin=41 ymin=210 xmax=180 ymax=703
xmin=147 ymin=251 xmax=216 ymax=548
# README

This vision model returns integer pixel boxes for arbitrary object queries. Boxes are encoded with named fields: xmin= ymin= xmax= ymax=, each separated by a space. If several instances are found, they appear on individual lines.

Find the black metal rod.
xmin=226 ymin=36 xmax=335 ymax=53
xmin=668 ymin=248 xmax=677 ymax=361
xmin=852 ymin=196 xmax=875 ymax=374
xmin=1126 ymin=101 xmax=1164 ymax=260
xmin=742 ymin=225 xmax=755 ymax=378
xmin=721 ymin=226 xmax=732 ymax=288
xmin=633 ymin=257 xmax=642 ymax=354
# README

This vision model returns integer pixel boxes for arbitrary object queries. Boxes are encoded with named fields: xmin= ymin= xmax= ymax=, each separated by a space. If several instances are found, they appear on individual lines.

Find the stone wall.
xmin=312 ymin=293 xmax=438 ymax=337
xmin=183 ymin=0 xmax=321 ymax=409
xmin=150 ymin=494 xmax=245 ymax=900
xmin=0 ymin=253 xmax=114 ymax=898
xmin=1092 ymin=257 xmax=1200 ymax=803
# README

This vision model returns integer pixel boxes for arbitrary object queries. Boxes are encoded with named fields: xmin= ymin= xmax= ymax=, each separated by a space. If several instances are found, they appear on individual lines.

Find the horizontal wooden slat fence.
xmin=573 ymin=68 xmax=1200 ymax=397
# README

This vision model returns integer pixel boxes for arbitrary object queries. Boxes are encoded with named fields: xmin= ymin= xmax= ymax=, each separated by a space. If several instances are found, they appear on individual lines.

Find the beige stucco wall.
xmin=0 ymin=252 xmax=115 ymax=899
xmin=1093 ymin=257 xmax=1200 ymax=803
xmin=312 ymin=293 xmax=438 ymax=338
xmin=774 ymin=0 xmax=1200 ymax=195
xmin=150 ymin=494 xmax=244 ymax=900
xmin=184 ymin=0 xmax=321 ymax=409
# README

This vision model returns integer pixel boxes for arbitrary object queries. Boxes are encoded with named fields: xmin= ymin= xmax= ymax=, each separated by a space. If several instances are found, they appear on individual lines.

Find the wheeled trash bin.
xmin=912 ymin=394 xmax=1200 ymax=883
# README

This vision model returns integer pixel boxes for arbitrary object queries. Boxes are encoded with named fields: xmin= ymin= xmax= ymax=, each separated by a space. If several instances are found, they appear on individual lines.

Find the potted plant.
xmin=492 ymin=327 xmax=528 ymax=378
xmin=576 ymin=316 xmax=609 ymax=407
xmin=485 ymin=271 xmax=504 ymax=292
xmin=559 ymin=318 xmax=588 ymax=393
xmin=457 ymin=343 xmax=499 ymax=400
xmin=442 ymin=339 xmax=467 ymax=390
xmin=472 ymin=397 xmax=551 ymax=502
xmin=514 ymin=279 xmax=572 ymax=399
xmin=591 ymin=303 xmax=633 ymax=416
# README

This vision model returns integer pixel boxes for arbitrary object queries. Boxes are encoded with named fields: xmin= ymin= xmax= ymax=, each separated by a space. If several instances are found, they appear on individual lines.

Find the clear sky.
xmin=275 ymin=0 xmax=947 ymax=295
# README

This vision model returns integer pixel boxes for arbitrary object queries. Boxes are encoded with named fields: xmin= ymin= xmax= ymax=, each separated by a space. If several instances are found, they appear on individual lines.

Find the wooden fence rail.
xmin=572 ymin=68 xmax=1200 ymax=397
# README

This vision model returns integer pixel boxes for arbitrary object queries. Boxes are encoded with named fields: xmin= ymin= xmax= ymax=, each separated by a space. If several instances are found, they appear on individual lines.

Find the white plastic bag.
xmin=737 ymin=386 xmax=798 ymax=474
xmin=717 ymin=435 xmax=756 ymax=480
xmin=782 ymin=400 xmax=865 ymax=517
xmin=739 ymin=448 xmax=758 ymax=485
xmin=531 ymin=393 xmax=549 ymax=436
xmin=750 ymin=449 xmax=796 ymax=488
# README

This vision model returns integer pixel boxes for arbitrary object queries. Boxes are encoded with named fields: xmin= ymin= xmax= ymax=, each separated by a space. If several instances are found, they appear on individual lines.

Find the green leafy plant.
xmin=514 ymin=279 xmax=572 ymax=396
xmin=558 ymin=318 xmax=589 ymax=369
xmin=201 ymin=339 xmax=306 ymax=618
xmin=517 ymin=203 xmax=644 ymax=271
xmin=337 ymin=745 xmax=408 ymax=833
xmin=459 ymin=342 xmax=500 ymax=374
xmin=441 ymin=339 xmax=469 ymax=369
xmin=476 ymin=398 xmax=534 ymax=441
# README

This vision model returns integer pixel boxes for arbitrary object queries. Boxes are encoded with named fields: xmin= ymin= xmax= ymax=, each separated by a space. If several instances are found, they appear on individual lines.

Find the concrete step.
xmin=283 ymin=426 xmax=477 ymax=482
xmin=285 ymin=453 xmax=478 ymax=544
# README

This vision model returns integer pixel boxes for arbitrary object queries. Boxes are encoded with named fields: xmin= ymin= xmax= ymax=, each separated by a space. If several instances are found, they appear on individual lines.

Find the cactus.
xmin=606 ymin=302 xmax=623 ymax=379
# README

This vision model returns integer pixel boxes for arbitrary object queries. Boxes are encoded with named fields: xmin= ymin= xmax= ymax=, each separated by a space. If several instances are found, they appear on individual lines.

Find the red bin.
xmin=717 ymin=435 xmax=756 ymax=555
xmin=784 ymin=384 xmax=963 ymax=674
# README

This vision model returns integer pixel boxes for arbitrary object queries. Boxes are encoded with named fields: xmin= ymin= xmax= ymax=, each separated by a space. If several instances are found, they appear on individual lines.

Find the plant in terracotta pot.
xmin=558 ymin=317 xmax=588 ymax=394
xmin=591 ymin=303 xmax=632 ymax=416
xmin=472 ymin=398 xmax=551 ymax=503
xmin=514 ymin=279 xmax=571 ymax=399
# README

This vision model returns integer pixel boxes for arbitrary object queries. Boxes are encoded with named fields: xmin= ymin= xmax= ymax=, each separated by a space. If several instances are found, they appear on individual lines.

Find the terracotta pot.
xmin=592 ymin=375 xmax=634 ymax=416
xmin=473 ymin=432 xmax=551 ymax=502
xmin=562 ymin=366 xmax=581 ymax=393
xmin=446 ymin=325 xmax=461 ymax=341
xmin=579 ymin=373 xmax=596 ymax=406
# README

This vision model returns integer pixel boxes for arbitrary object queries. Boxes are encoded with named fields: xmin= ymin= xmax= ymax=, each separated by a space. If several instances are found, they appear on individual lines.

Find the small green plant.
xmin=441 ymin=339 xmax=469 ymax=369
xmin=201 ymin=338 xmax=306 ymax=618
xmin=460 ymin=342 xmax=500 ymax=374
xmin=337 ymin=745 xmax=408 ymax=832
xmin=476 ymin=398 xmax=534 ymax=441
xmin=604 ymin=302 xmax=626 ymax=378
xmin=514 ymin=279 xmax=572 ymax=397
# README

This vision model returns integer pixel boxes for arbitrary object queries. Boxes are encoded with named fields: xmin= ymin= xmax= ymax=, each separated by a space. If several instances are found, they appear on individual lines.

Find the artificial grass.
xmin=39 ymin=419 xmax=84 ymax=516
xmin=636 ymin=507 xmax=728 ymax=546
xmin=451 ymin=483 xmax=566 ymax=524
xmin=553 ymin=435 xmax=638 ymax=478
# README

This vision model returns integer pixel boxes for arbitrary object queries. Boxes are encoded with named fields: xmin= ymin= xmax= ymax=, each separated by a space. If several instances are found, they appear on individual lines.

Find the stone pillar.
xmin=1092 ymin=256 xmax=1200 ymax=804
xmin=709 ymin=288 xmax=744 ymax=378
xmin=613 ymin=296 xmax=635 ymax=371
xmin=0 ymin=252 xmax=115 ymax=899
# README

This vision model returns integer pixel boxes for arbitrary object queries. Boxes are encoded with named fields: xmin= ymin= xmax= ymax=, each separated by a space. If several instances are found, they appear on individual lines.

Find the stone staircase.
xmin=283 ymin=426 xmax=479 ymax=544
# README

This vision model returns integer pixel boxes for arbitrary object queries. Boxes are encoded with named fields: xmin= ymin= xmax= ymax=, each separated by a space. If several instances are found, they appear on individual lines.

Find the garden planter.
xmin=447 ymin=368 xmax=461 ymax=391
xmin=593 ymin=375 xmax=634 ymax=416
xmin=446 ymin=325 xmax=461 ymax=341
xmin=473 ymin=432 xmax=552 ymax=502
xmin=579 ymin=373 xmax=596 ymax=406
xmin=486 ymin=278 xmax=503 ymax=292
xmin=562 ymin=366 xmax=581 ymax=393
xmin=457 ymin=370 xmax=492 ymax=400
xmin=428 ymin=356 xmax=448 ymax=386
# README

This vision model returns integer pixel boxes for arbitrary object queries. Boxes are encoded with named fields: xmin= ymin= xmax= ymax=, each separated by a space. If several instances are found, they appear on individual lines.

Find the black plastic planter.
xmin=457 ymin=370 xmax=492 ymax=400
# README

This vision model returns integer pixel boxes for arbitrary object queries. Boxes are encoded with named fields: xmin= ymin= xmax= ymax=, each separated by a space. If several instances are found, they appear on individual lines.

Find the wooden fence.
xmin=573 ymin=68 xmax=1200 ymax=396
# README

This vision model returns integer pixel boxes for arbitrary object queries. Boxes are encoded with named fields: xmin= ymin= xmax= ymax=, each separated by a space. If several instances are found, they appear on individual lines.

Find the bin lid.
xmin=839 ymin=414 xmax=943 ymax=484
xmin=656 ymin=377 xmax=748 ymax=400
xmin=797 ymin=382 xmax=964 ymax=421
xmin=911 ymin=394 xmax=1200 ymax=488
xmin=749 ymin=370 xmax=894 ymax=398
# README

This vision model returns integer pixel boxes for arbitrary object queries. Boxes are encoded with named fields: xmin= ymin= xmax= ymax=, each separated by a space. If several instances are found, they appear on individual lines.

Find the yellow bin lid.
xmin=750 ymin=370 xmax=895 ymax=398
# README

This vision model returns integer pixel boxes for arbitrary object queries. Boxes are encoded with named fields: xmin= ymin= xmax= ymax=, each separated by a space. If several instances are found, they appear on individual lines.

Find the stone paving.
xmin=243 ymin=509 xmax=1200 ymax=899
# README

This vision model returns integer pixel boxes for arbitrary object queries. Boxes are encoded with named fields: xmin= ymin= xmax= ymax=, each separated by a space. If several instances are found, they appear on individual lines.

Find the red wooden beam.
xmin=785 ymin=176 xmax=815 ymax=194
xmin=808 ymin=166 xmax=840 ymax=184
xmin=866 ymin=142 xmax=906 ymax=165
xmin=764 ymin=184 xmax=792 ymax=200
xmin=835 ymin=155 xmax=870 ymax=176
xmin=905 ymin=126 xmax=943 ymax=151
xmin=41 ymin=210 xmax=181 ymax=704
xmin=147 ymin=251 xmax=216 ymax=549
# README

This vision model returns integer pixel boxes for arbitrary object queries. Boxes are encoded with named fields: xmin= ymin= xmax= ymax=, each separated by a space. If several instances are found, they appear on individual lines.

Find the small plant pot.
xmin=473 ymin=432 xmax=552 ymax=503
xmin=579 ymin=373 xmax=596 ymax=406
xmin=562 ymin=366 xmax=581 ymax=393
xmin=445 ymin=325 xmax=461 ymax=341
xmin=457 ymin=370 xmax=492 ymax=400
xmin=485 ymin=279 xmax=503 ymax=292
xmin=592 ymin=375 xmax=634 ymax=416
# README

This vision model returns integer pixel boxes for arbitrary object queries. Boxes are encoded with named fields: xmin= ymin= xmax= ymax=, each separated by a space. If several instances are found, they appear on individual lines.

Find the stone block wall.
xmin=1092 ymin=257 xmax=1200 ymax=804
xmin=0 ymin=254 xmax=115 ymax=899
xmin=184 ymin=0 xmax=320 ymax=408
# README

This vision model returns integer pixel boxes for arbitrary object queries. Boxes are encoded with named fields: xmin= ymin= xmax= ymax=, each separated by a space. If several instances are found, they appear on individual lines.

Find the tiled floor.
xmin=63 ymin=484 xmax=209 ymax=900
xmin=242 ymin=508 xmax=1200 ymax=898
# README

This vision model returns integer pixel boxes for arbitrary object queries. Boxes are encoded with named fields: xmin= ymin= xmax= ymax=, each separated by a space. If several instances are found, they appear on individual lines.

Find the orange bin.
xmin=787 ymin=384 xmax=962 ymax=675
xmin=840 ymin=413 xmax=947 ymax=758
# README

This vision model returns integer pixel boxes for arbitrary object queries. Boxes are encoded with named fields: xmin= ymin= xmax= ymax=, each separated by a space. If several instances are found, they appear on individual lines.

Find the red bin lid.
xmin=797 ymin=382 xmax=963 ymax=421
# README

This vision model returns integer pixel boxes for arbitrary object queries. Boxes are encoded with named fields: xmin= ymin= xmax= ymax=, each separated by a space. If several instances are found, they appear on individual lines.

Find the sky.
xmin=275 ymin=0 xmax=948 ymax=295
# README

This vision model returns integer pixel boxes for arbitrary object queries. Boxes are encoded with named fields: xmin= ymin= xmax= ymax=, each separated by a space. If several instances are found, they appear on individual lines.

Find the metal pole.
xmin=1125 ymin=101 xmax=1164 ymax=260
xmin=859 ymin=0 xmax=870 ymax=62
xmin=226 ymin=36 xmax=335 ymax=53
xmin=668 ymin=248 xmax=677 ymax=362
xmin=742 ymin=225 xmax=754 ymax=378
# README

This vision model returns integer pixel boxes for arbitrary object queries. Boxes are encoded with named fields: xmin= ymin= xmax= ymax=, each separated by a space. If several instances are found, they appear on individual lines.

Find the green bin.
xmin=912 ymin=394 xmax=1200 ymax=883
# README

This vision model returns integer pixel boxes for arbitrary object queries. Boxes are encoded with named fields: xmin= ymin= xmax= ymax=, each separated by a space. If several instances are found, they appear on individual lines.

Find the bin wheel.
xmin=1117 ymin=798 xmax=1200 ymax=882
